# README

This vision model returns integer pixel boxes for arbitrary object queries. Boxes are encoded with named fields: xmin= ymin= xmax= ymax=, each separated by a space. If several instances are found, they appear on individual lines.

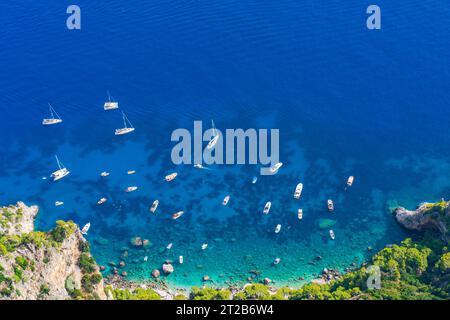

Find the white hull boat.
xmin=150 ymin=200 xmax=159 ymax=213
xmin=263 ymin=201 xmax=271 ymax=215
xmin=51 ymin=156 xmax=70 ymax=181
xmin=275 ymin=224 xmax=281 ymax=234
xmin=81 ymin=222 xmax=91 ymax=235
xmin=115 ymin=112 xmax=135 ymax=135
xmin=297 ymin=209 xmax=303 ymax=220
xmin=269 ymin=162 xmax=283 ymax=174
xmin=206 ymin=120 xmax=220 ymax=149
xmin=42 ymin=104 xmax=62 ymax=125
xmin=294 ymin=183 xmax=303 ymax=199
xmin=223 ymin=195 xmax=230 ymax=206
xmin=104 ymin=92 xmax=119 ymax=110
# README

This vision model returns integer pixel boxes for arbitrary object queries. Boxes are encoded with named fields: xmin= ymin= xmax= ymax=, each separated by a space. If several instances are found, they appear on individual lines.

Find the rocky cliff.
xmin=393 ymin=200 xmax=450 ymax=243
xmin=0 ymin=202 xmax=106 ymax=300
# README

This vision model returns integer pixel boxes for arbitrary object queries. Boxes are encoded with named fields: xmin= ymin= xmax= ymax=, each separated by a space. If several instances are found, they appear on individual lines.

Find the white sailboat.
xmin=51 ymin=155 xmax=70 ymax=181
xmin=104 ymin=91 xmax=119 ymax=110
xmin=115 ymin=112 xmax=135 ymax=135
xmin=42 ymin=104 xmax=63 ymax=125
xmin=150 ymin=200 xmax=159 ymax=213
xmin=206 ymin=120 xmax=220 ymax=149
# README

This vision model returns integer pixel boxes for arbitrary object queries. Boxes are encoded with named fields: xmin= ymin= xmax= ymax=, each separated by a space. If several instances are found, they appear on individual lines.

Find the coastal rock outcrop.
xmin=0 ymin=202 xmax=106 ymax=300
xmin=393 ymin=200 xmax=450 ymax=242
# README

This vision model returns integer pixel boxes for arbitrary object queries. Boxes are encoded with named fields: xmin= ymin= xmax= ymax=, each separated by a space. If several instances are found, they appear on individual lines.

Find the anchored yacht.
xmin=42 ymin=104 xmax=63 ymax=125
xmin=51 ymin=155 xmax=70 ymax=181
xmin=115 ymin=111 xmax=135 ymax=135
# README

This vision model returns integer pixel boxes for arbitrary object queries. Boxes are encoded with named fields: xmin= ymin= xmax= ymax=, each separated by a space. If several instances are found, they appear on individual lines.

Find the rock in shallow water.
xmin=162 ymin=263 xmax=174 ymax=275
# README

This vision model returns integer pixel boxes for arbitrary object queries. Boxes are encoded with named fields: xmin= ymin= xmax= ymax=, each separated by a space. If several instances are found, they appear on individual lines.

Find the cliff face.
xmin=393 ymin=200 xmax=450 ymax=243
xmin=0 ymin=202 xmax=106 ymax=300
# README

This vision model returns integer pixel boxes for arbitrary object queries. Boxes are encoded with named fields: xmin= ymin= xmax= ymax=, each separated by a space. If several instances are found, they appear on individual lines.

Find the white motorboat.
xmin=223 ymin=195 xmax=230 ymax=206
xmin=275 ymin=224 xmax=281 ymax=234
xmin=327 ymin=199 xmax=334 ymax=212
xmin=179 ymin=255 xmax=184 ymax=264
xmin=104 ymin=91 xmax=119 ymax=110
xmin=274 ymin=258 xmax=281 ymax=265
xmin=149 ymin=200 xmax=159 ymax=213
xmin=172 ymin=211 xmax=184 ymax=220
xmin=42 ymin=104 xmax=63 ymax=125
xmin=165 ymin=172 xmax=178 ymax=182
xmin=115 ymin=111 xmax=135 ymax=135
xmin=269 ymin=162 xmax=283 ymax=174
xmin=166 ymin=243 xmax=173 ymax=250
xmin=329 ymin=230 xmax=335 ymax=240
xmin=297 ymin=209 xmax=303 ymax=220
xmin=55 ymin=201 xmax=64 ymax=207
xmin=294 ymin=183 xmax=303 ymax=199
xmin=206 ymin=120 xmax=220 ymax=149
xmin=51 ymin=155 xmax=70 ymax=181
xmin=347 ymin=176 xmax=354 ymax=187
xmin=125 ymin=186 xmax=138 ymax=193
xmin=127 ymin=170 xmax=136 ymax=175
xmin=100 ymin=171 xmax=110 ymax=177
xmin=252 ymin=176 xmax=258 ymax=184
xmin=81 ymin=222 xmax=90 ymax=235
xmin=263 ymin=201 xmax=271 ymax=215
xmin=201 ymin=243 xmax=208 ymax=250
xmin=97 ymin=197 xmax=107 ymax=205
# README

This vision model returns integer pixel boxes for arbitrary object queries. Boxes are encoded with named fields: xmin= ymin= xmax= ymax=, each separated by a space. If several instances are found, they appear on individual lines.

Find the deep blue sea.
xmin=1 ymin=1 xmax=449 ymax=287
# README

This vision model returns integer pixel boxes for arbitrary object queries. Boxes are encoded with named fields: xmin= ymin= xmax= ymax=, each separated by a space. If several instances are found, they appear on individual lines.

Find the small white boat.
xmin=42 ymin=177 xmax=47 ymax=180
xmin=172 ymin=211 xmax=184 ymax=220
xmin=125 ymin=186 xmax=138 ymax=193
xmin=149 ymin=200 xmax=159 ymax=213
xmin=179 ymin=255 xmax=184 ymax=264
xmin=127 ymin=170 xmax=136 ymax=175
xmin=100 ymin=171 xmax=110 ymax=177
xmin=297 ymin=209 xmax=303 ymax=220
xmin=275 ymin=224 xmax=281 ymax=234
xmin=115 ymin=111 xmax=135 ymax=135
xmin=329 ymin=230 xmax=335 ymax=240
xmin=42 ymin=103 xmax=63 ymax=125
xmin=223 ymin=195 xmax=230 ymax=206
xmin=51 ymin=155 xmax=70 ymax=181
xmin=347 ymin=176 xmax=354 ymax=187
xmin=55 ymin=201 xmax=64 ymax=207
xmin=81 ymin=222 xmax=90 ymax=235
xmin=166 ymin=243 xmax=173 ymax=250
xmin=104 ymin=91 xmax=119 ymax=110
xmin=269 ymin=162 xmax=283 ymax=174
xmin=201 ymin=243 xmax=208 ymax=250
xmin=194 ymin=163 xmax=211 ymax=170
xmin=294 ymin=183 xmax=303 ymax=199
xmin=97 ymin=197 xmax=107 ymax=205
xmin=144 ymin=256 xmax=148 ymax=262
xmin=327 ymin=199 xmax=334 ymax=212
xmin=263 ymin=201 xmax=271 ymax=215
xmin=206 ymin=120 xmax=220 ymax=149
xmin=165 ymin=172 xmax=178 ymax=182
xmin=252 ymin=176 xmax=258 ymax=184
xmin=274 ymin=258 xmax=281 ymax=265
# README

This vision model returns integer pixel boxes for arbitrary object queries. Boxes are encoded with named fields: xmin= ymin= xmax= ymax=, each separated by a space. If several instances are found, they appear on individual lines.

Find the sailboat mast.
xmin=55 ymin=155 xmax=62 ymax=170
xmin=122 ymin=112 xmax=127 ymax=128
xmin=49 ymin=103 xmax=61 ymax=120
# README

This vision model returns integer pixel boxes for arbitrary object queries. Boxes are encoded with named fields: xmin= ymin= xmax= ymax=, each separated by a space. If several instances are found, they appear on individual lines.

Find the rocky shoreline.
xmin=1 ymin=200 xmax=449 ymax=300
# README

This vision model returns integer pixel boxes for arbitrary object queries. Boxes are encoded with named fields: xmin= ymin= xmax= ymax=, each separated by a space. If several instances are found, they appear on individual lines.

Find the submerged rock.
xmin=162 ymin=263 xmax=174 ymax=275
xmin=152 ymin=269 xmax=161 ymax=278
xmin=317 ymin=218 xmax=337 ymax=229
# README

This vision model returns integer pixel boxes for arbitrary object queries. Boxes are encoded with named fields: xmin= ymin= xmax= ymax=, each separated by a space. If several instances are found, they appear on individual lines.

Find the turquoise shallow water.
xmin=1 ymin=1 xmax=450 ymax=287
